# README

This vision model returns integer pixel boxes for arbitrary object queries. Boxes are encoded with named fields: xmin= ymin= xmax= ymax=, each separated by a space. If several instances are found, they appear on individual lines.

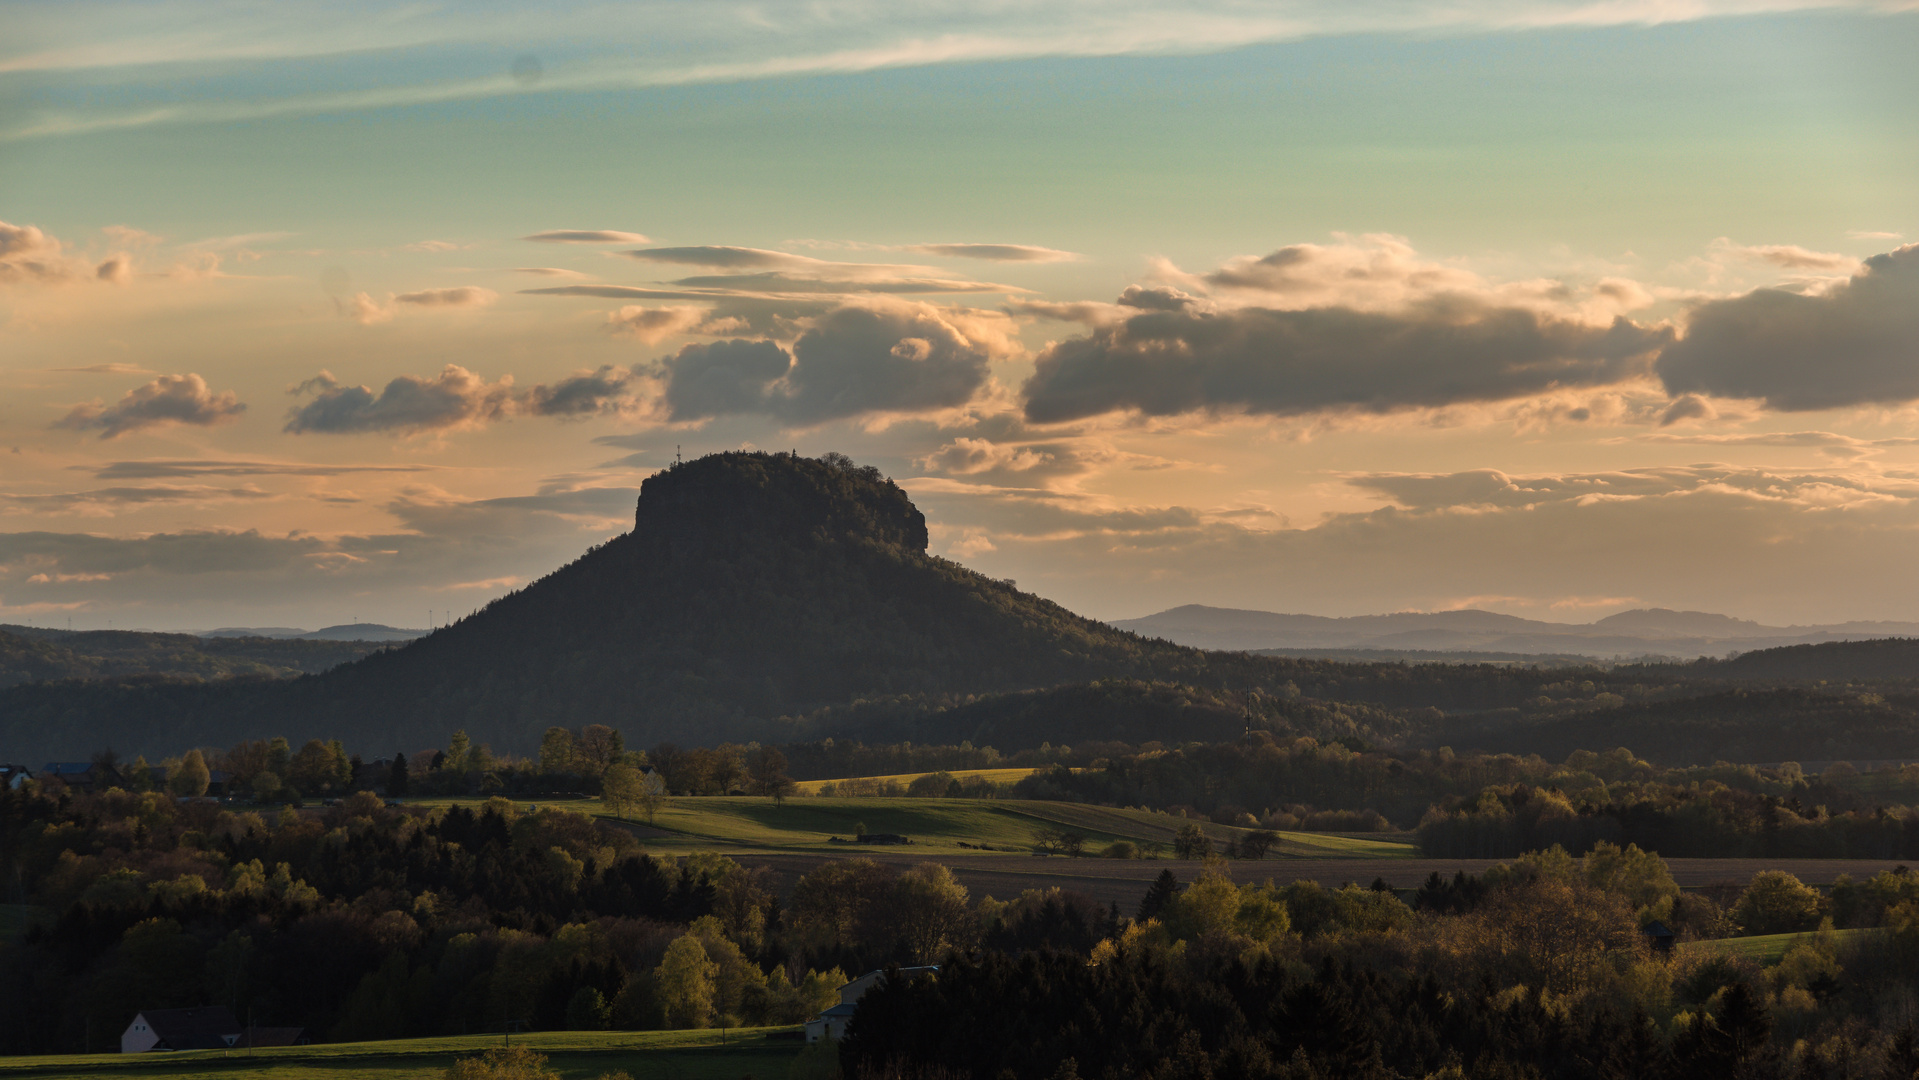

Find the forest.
xmin=9 ymin=773 xmax=1919 ymax=1077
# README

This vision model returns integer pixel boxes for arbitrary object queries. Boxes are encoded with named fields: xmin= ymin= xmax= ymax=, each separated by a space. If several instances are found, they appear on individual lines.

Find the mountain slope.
xmin=0 ymin=453 xmax=1286 ymax=758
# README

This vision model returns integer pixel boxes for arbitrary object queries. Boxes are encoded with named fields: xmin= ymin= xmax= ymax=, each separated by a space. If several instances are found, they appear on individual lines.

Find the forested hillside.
xmin=0 ymin=627 xmax=386 ymax=688
xmin=6 ymin=453 xmax=1919 ymax=765
xmin=0 ymin=454 xmax=1304 ymax=758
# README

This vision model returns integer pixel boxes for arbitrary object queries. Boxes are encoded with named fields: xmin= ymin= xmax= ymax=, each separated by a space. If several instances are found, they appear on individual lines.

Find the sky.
xmin=2 ymin=1 xmax=1918 ymax=632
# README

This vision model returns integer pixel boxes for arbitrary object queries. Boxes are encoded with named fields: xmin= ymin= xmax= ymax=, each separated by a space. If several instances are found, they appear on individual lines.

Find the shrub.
xmin=1733 ymin=871 xmax=1823 ymax=935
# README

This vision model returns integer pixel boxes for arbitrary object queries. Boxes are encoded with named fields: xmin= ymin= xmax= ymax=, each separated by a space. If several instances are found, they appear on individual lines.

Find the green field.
xmin=790 ymin=767 xmax=1044 ymax=795
xmin=0 ymin=1027 xmax=806 ymax=1080
xmin=1680 ymin=927 xmax=1870 ymax=966
xmin=598 ymin=795 xmax=1415 ymax=859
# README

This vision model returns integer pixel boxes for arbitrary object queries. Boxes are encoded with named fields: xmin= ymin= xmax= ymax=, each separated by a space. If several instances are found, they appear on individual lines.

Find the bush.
xmin=1101 ymin=841 xmax=1138 ymax=859
xmin=565 ymin=987 xmax=611 ymax=1030
xmin=444 ymin=1047 xmax=560 ymax=1080
xmin=1173 ymin=823 xmax=1212 ymax=860
xmin=1733 ymin=871 xmax=1823 ymax=935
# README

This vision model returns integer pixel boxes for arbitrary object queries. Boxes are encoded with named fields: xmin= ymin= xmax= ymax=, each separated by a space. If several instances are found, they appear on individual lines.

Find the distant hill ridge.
xmin=1112 ymin=604 xmax=1919 ymax=658
xmin=198 ymin=624 xmax=425 ymax=642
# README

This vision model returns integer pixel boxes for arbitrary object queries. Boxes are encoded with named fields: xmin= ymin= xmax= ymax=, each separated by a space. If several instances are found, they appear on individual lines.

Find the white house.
xmin=803 ymin=966 xmax=939 ymax=1043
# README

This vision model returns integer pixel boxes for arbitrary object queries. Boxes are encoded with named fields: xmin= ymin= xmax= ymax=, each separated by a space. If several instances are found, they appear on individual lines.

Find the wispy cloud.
xmin=84 ymin=459 xmax=440 ymax=480
xmin=523 ymin=230 xmax=651 ymax=244
xmin=6 ymin=2 xmax=1898 ymax=141
xmin=0 ymin=485 xmax=275 ymax=513
xmin=1709 ymin=237 xmax=1860 ymax=273
xmin=907 ymin=243 xmax=1079 ymax=263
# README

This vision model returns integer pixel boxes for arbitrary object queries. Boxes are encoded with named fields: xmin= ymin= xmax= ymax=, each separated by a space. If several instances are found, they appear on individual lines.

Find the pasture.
xmin=0 ymin=1027 xmax=806 ymax=1080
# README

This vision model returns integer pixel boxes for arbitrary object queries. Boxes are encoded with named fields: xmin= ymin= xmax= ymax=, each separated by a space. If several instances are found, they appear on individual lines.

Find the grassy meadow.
xmin=0 ymin=1027 xmax=807 ymax=1080
xmin=1679 ymin=927 xmax=1870 ymax=966
xmin=789 ymin=767 xmax=1044 ymax=795
xmin=401 ymin=793 xmax=1415 ymax=859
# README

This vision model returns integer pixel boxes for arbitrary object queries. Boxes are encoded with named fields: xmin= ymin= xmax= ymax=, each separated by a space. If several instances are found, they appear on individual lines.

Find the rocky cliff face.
xmin=633 ymin=451 xmax=929 ymax=558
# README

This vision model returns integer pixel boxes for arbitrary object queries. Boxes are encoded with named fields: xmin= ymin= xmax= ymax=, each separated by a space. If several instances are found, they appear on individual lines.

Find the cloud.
xmin=383 ymin=480 xmax=641 ymax=535
xmin=283 ymin=362 xmax=662 ymax=433
xmin=0 ymin=485 xmax=275 ymax=513
xmin=623 ymin=246 xmax=1015 ymax=295
xmin=393 ymin=285 xmax=498 ymax=308
xmin=85 ymin=459 xmax=438 ymax=479
xmin=403 ymin=239 xmax=463 ymax=252
xmin=0 ymin=220 xmax=81 ymax=284
xmin=914 ymin=437 xmax=1104 ymax=485
xmin=907 ymin=243 xmax=1079 ymax=263
xmin=521 ymin=366 xmax=645 ymax=418
xmin=0 ymin=473 xmax=644 ymax=625
xmin=657 ymin=340 xmax=794 ymax=421
xmin=95 ymin=253 xmax=133 ymax=283
xmin=523 ymin=230 xmax=650 ymax=244
xmin=1021 ymin=299 xmax=1670 ymax=424
xmin=1849 ymin=230 xmax=1904 ymax=241
xmin=101 ymin=225 xmax=163 ymax=247
xmin=1656 ymin=244 xmax=1919 ymax=411
xmin=902 ymin=458 xmax=1919 ymax=623
xmin=17 ymin=2 xmax=1883 ymax=145
xmin=514 ymin=267 xmax=588 ymax=278
xmin=605 ymin=304 xmax=709 ymax=343
xmin=522 ymin=284 xmax=727 ymax=301
xmin=53 ymin=374 xmax=247 ymax=439
xmin=625 ymin=246 xmax=808 ymax=269
xmin=339 ymin=292 xmax=393 ymax=325
xmin=53 ymin=363 xmax=154 ymax=375
xmin=1657 ymin=393 xmax=1715 ymax=426
xmin=1710 ymin=237 xmax=1860 ymax=273
xmin=666 ymin=271 xmax=1006 ymax=295
xmin=656 ymin=301 xmax=1013 ymax=424
xmin=284 ymin=366 xmax=515 ymax=435
xmin=1345 ymin=464 xmax=1913 ymax=513
xmin=338 ymin=286 xmax=498 ymax=323
xmin=185 ymin=231 xmax=294 ymax=251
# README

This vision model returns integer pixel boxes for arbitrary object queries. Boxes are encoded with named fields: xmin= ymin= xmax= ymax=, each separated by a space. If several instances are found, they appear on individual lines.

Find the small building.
xmin=0 ymin=764 xmax=30 ymax=790
xmin=1643 ymin=921 xmax=1676 ymax=957
xmin=121 ymin=1006 xmax=303 ymax=1053
xmin=41 ymin=762 xmax=113 ymax=793
xmin=803 ymin=966 xmax=939 ymax=1043
xmin=122 ymin=1007 xmax=242 ymax=1052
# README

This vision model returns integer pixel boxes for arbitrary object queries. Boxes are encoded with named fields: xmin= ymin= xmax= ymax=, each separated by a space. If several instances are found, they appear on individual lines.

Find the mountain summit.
xmin=8 ymin=453 xmax=1258 ymax=756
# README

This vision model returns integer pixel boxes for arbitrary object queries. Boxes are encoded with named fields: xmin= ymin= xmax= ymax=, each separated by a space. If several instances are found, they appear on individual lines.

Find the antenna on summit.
xmin=675 ymin=444 xmax=682 ymax=465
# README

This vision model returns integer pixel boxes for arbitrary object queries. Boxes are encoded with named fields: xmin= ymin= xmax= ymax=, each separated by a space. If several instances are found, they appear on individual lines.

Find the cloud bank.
xmin=1022 ymin=301 xmax=1670 ymax=423
xmin=1656 ymin=244 xmax=1919 ymax=411
xmin=285 ymin=367 xmax=516 ymax=435
xmin=656 ymin=301 xmax=1013 ymax=424
xmin=54 ymin=374 xmax=246 ymax=439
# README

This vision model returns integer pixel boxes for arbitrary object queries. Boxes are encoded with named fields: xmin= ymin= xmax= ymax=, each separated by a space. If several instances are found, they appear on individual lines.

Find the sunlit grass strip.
xmin=1678 ymin=927 xmax=1871 ymax=966
xmin=586 ymin=794 xmax=1417 ymax=859
xmin=0 ymin=1026 xmax=802 ymax=1079
xmin=790 ymin=766 xmax=1047 ymax=794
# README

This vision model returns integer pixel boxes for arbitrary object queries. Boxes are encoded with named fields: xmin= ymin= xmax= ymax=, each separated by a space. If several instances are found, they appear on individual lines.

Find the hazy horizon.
xmin=5 ymin=2 xmax=1918 ymax=629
